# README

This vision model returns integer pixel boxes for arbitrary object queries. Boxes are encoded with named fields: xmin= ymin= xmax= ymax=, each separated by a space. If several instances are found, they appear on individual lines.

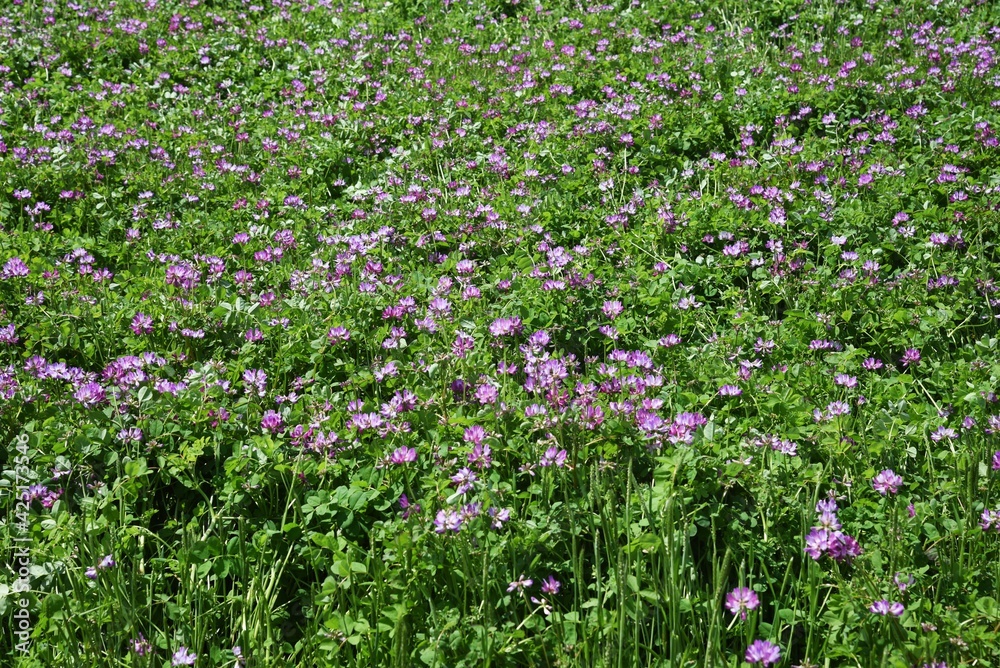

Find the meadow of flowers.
xmin=2 ymin=0 xmax=1000 ymax=665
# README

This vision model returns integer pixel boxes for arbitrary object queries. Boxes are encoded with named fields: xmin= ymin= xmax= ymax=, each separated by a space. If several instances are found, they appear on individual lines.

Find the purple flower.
xmin=374 ymin=361 xmax=399 ymax=383
xmin=507 ymin=574 xmax=533 ymax=592
xmin=327 ymin=326 xmax=350 ymax=344
xmin=828 ymin=532 xmax=862 ymax=562
xmin=489 ymin=316 xmax=523 ymax=337
xmin=388 ymin=446 xmax=417 ymax=465
xmin=233 ymin=269 xmax=254 ymax=287
xmin=530 ymin=595 xmax=553 ymax=616
xmin=164 ymin=262 xmax=201 ymax=291
xmin=450 ymin=467 xmax=478 ymax=494
xmin=0 ymin=324 xmax=18 ymax=344
xmin=381 ymin=326 xmax=407 ymax=349
xmin=816 ymin=499 xmax=838 ymax=514
xmin=172 ymin=646 xmax=197 ymax=666
xmin=242 ymin=369 xmax=267 ymax=397
xmin=826 ymin=401 xmax=850 ymax=417
xmin=930 ymin=426 xmax=957 ymax=442
xmin=527 ymin=329 xmax=550 ymax=350
xmin=993 ymin=451 xmax=1000 ymax=471
xmin=981 ymin=508 xmax=1000 ymax=531
xmin=579 ymin=403 xmax=605 ymax=430
xmin=862 ymin=357 xmax=883 ymax=371
xmin=74 ymin=382 xmax=107 ymax=408
xmin=658 ymin=334 xmax=682 ymax=347
xmin=745 ymin=639 xmax=781 ymax=666
xmin=460 ymin=502 xmax=481 ymax=521
xmin=872 ymin=469 xmax=902 ymax=495
xmin=901 ymin=348 xmax=921 ymax=368
xmin=260 ymin=410 xmax=284 ymax=434
xmin=22 ymin=484 xmax=49 ymax=503
xmin=283 ymin=195 xmax=306 ymax=211
xmin=452 ymin=331 xmax=475 ymax=358
xmin=723 ymin=240 xmax=750 ymax=257
xmin=676 ymin=295 xmax=702 ymax=310
xmin=771 ymin=438 xmax=798 ymax=456
xmin=131 ymin=313 xmax=153 ymax=335
xmin=719 ymin=384 xmax=742 ymax=396
xmin=602 ymin=300 xmax=624 ymax=320
xmin=725 ymin=587 xmax=760 ymax=620
xmin=467 ymin=442 xmax=492 ymax=470
xmin=117 ymin=427 xmax=143 ymax=444
xmin=530 ymin=358 xmax=570 ymax=393
xmin=539 ymin=447 xmax=568 ymax=468
xmin=834 ymin=374 xmax=858 ymax=388
xmin=1 ymin=256 xmax=30 ymax=279
xmin=816 ymin=510 xmax=840 ymax=530
xmin=434 ymin=509 xmax=462 ymax=533
xmin=674 ymin=412 xmax=707 ymax=429
xmin=541 ymin=575 xmax=561 ymax=595
xmin=36 ymin=487 xmax=61 ymax=509
xmin=131 ymin=635 xmax=152 ymax=656
xmin=475 ymin=382 xmax=499 ymax=405
xmin=804 ymin=528 xmax=831 ymax=560
xmin=399 ymin=495 xmax=421 ymax=519
xmin=463 ymin=425 xmax=486 ymax=445
xmin=809 ymin=339 xmax=842 ymax=351
xmin=869 ymin=599 xmax=904 ymax=616
xmin=489 ymin=507 xmax=511 ymax=529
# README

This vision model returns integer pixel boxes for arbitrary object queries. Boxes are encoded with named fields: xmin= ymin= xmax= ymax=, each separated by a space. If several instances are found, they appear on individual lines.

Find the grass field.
xmin=3 ymin=0 xmax=1000 ymax=666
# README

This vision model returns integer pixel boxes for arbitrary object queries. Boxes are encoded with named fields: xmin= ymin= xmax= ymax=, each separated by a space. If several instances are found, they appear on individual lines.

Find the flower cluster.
xmin=804 ymin=499 xmax=862 ymax=563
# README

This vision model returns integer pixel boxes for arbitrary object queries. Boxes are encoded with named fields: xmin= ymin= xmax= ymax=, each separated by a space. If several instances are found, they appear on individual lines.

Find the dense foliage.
xmin=3 ymin=0 xmax=1000 ymax=665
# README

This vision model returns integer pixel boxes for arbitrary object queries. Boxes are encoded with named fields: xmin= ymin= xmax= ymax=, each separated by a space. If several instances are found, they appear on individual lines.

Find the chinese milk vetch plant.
xmin=3 ymin=0 xmax=1000 ymax=666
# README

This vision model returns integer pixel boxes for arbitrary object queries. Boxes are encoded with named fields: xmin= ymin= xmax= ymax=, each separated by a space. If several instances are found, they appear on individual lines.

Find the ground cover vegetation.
xmin=2 ymin=0 xmax=1000 ymax=665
